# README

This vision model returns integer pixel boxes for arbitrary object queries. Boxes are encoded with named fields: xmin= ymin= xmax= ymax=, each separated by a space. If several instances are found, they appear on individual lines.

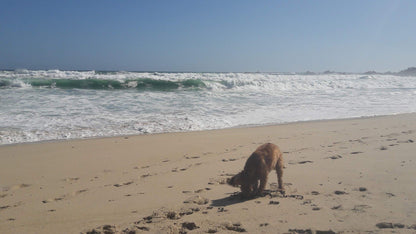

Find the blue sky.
xmin=1 ymin=0 xmax=415 ymax=72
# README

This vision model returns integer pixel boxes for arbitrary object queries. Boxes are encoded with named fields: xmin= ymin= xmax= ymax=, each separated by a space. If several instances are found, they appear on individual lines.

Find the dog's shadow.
xmin=210 ymin=190 xmax=283 ymax=207
xmin=210 ymin=193 xmax=248 ymax=207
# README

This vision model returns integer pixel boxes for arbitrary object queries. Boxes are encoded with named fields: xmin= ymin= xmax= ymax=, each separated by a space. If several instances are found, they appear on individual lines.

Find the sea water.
xmin=1 ymin=69 xmax=415 ymax=145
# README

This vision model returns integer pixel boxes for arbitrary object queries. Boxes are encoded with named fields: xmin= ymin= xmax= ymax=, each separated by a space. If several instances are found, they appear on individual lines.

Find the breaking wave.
xmin=21 ymin=78 xmax=206 ymax=90
xmin=1 ymin=69 xmax=415 ymax=92
xmin=1 ymin=69 xmax=416 ymax=145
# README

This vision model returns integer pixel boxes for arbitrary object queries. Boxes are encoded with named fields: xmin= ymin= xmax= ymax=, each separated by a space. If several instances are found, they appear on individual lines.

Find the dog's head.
xmin=227 ymin=171 xmax=257 ymax=198
xmin=227 ymin=171 xmax=246 ymax=187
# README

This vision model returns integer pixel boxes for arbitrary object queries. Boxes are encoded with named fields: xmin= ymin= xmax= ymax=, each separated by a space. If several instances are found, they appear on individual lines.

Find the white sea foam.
xmin=1 ymin=70 xmax=415 ymax=145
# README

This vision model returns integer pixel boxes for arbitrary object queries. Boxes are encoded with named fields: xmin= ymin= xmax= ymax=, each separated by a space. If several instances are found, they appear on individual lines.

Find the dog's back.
xmin=244 ymin=143 xmax=281 ymax=180
xmin=229 ymin=143 xmax=284 ymax=198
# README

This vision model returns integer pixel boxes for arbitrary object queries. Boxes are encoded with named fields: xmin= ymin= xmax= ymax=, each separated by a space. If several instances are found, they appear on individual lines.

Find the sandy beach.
xmin=1 ymin=113 xmax=415 ymax=233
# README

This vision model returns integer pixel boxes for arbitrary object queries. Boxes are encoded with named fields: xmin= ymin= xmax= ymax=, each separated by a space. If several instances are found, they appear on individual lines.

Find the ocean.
xmin=1 ymin=69 xmax=415 ymax=145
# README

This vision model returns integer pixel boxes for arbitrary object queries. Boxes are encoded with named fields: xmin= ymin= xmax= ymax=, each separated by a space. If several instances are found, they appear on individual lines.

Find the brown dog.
xmin=227 ymin=143 xmax=284 ymax=198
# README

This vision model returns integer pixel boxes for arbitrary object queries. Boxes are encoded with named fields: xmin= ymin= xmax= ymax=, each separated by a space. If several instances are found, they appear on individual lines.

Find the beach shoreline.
xmin=2 ymin=112 xmax=414 ymax=148
xmin=1 ymin=113 xmax=415 ymax=233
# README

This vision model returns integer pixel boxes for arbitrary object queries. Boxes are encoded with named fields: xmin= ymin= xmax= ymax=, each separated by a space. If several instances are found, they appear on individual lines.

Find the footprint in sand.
xmin=334 ymin=190 xmax=347 ymax=195
xmin=136 ymin=226 xmax=150 ymax=231
xmin=140 ymin=173 xmax=152 ymax=178
xmin=377 ymin=222 xmax=416 ymax=229
xmin=380 ymin=146 xmax=388 ymax=150
xmin=73 ymin=189 xmax=88 ymax=195
xmin=182 ymin=222 xmax=199 ymax=231
xmin=85 ymin=225 xmax=116 ymax=234
xmin=327 ymin=155 xmax=342 ymax=160
xmin=289 ymin=229 xmax=313 ymax=234
xmin=42 ymin=197 xmax=62 ymax=203
xmin=358 ymin=187 xmax=367 ymax=192
xmin=2 ymin=201 xmax=23 ymax=209
xmin=269 ymin=201 xmax=280 ymax=205
xmin=173 ymin=165 xmax=192 ymax=172
xmin=289 ymin=160 xmax=313 ymax=165
xmin=302 ymin=200 xmax=312 ymax=205
xmin=114 ymin=181 xmax=134 ymax=187
xmin=331 ymin=205 xmax=342 ymax=210
xmin=185 ymin=156 xmax=201 ymax=159
xmin=222 ymin=222 xmax=246 ymax=232
xmin=1 ymin=205 xmax=11 ymax=210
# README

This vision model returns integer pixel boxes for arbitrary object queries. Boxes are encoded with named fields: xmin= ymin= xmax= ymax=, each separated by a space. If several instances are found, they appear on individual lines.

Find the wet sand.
xmin=1 ymin=114 xmax=415 ymax=233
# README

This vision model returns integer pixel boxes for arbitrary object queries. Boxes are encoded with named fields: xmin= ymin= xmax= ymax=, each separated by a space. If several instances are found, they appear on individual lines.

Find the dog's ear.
xmin=227 ymin=176 xmax=235 ymax=186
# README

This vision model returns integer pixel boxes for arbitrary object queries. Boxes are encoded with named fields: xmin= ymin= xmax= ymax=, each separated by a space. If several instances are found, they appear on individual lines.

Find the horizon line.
xmin=1 ymin=67 xmax=414 ymax=74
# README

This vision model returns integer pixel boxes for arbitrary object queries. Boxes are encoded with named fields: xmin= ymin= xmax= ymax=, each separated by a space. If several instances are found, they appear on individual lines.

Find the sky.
xmin=1 ymin=0 xmax=415 ymax=72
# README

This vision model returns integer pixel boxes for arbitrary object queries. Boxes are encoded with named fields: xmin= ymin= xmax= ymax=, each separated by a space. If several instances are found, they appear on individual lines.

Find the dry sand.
xmin=1 ymin=114 xmax=415 ymax=233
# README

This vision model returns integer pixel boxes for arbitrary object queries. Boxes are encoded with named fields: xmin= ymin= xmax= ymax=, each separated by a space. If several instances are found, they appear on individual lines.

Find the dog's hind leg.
xmin=252 ymin=179 xmax=259 ymax=195
xmin=276 ymin=156 xmax=284 ymax=191
xmin=258 ymin=164 xmax=269 ymax=195
xmin=258 ymin=175 xmax=268 ymax=195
